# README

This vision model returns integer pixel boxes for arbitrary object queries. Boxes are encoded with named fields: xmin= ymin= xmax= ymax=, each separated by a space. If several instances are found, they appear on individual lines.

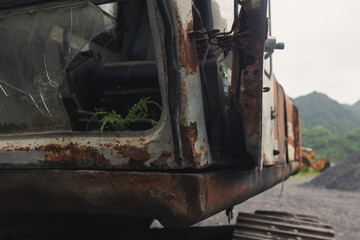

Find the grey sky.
xmin=271 ymin=0 xmax=360 ymax=104
xmin=216 ymin=0 xmax=360 ymax=104
xmin=212 ymin=0 xmax=234 ymax=31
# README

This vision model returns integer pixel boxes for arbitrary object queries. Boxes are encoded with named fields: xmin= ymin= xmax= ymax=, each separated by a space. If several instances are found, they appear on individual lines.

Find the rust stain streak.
xmin=113 ymin=145 xmax=151 ymax=162
xmin=176 ymin=8 xmax=199 ymax=75
xmin=180 ymin=121 xmax=200 ymax=167
xmin=34 ymin=142 xmax=110 ymax=167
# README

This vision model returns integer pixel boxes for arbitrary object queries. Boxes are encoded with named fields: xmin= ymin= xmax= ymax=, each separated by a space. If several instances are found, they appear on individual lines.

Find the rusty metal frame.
xmin=232 ymin=0 xmax=268 ymax=169
xmin=0 ymin=0 xmax=303 ymax=229
xmin=0 ymin=0 xmax=299 ymax=169
xmin=167 ymin=0 xmax=211 ymax=168
xmin=285 ymin=96 xmax=301 ymax=162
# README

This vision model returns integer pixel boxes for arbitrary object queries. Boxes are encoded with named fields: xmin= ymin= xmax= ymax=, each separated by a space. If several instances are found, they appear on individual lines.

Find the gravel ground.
xmin=196 ymin=176 xmax=360 ymax=240
xmin=306 ymin=150 xmax=360 ymax=191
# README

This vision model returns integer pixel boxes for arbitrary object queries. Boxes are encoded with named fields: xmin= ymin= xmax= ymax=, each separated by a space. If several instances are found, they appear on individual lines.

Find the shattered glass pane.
xmin=0 ymin=3 xmax=115 ymax=133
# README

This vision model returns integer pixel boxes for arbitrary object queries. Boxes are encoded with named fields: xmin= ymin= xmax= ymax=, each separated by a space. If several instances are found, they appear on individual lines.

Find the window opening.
xmin=0 ymin=1 xmax=163 ymax=134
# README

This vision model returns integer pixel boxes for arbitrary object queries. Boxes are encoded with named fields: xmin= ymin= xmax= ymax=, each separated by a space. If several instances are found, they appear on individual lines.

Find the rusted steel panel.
xmin=273 ymin=77 xmax=287 ymax=164
xmin=0 ymin=133 xmax=175 ymax=169
xmin=232 ymin=0 xmax=267 ymax=166
xmin=169 ymin=0 xmax=212 ymax=168
xmin=285 ymin=96 xmax=301 ymax=162
xmin=179 ymin=122 xmax=201 ymax=167
xmin=293 ymin=104 xmax=301 ymax=162
xmin=204 ymin=161 xmax=300 ymax=217
xmin=0 ymin=162 xmax=300 ymax=227
xmin=175 ymin=3 xmax=198 ymax=76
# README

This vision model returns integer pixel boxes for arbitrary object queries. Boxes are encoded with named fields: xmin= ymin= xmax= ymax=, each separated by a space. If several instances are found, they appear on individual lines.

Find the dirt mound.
xmin=305 ymin=150 xmax=360 ymax=191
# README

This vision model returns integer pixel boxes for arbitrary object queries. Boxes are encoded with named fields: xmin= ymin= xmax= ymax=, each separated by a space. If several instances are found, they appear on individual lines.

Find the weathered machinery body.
xmin=0 ymin=0 xmax=301 ymax=227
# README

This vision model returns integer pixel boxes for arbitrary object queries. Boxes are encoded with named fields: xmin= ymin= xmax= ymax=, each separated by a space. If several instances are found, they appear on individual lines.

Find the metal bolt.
xmin=265 ymin=37 xmax=285 ymax=59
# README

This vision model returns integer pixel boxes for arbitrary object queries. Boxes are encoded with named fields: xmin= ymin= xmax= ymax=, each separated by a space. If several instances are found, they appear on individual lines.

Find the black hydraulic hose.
xmin=155 ymin=0 xmax=182 ymax=163
xmin=200 ymin=43 xmax=212 ymax=141
xmin=192 ymin=3 xmax=213 ymax=141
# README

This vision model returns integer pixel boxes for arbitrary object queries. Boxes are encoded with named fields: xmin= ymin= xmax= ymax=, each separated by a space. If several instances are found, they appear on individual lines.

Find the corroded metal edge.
xmin=232 ymin=0 xmax=268 ymax=168
xmin=0 ymin=162 xmax=300 ymax=228
xmin=285 ymin=96 xmax=301 ymax=162
xmin=170 ymin=0 xmax=212 ymax=168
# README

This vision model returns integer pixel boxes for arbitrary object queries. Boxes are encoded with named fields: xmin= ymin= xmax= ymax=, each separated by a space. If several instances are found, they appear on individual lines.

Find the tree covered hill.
xmin=353 ymin=100 xmax=360 ymax=112
xmin=302 ymin=126 xmax=360 ymax=163
xmin=346 ymin=100 xmax=360 ymax=116
xmin=293 ymin=92 xmax=360 ymax=134
xmin=293 ymin=92 xmax=360 ymax=163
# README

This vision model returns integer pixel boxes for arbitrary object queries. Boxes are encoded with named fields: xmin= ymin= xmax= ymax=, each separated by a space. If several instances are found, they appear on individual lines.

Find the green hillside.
xmin=294 ymin=92 xmax=360 ymax=163
xmin=344 ymin=100 xmax=360 ymax=118
xmin=302 ymin=126 xmax=360 ymax=163
xmin=352 ymin=100 xmax=360 ymax=115
xmin=293 ymin=92 xmax=360 ymax=133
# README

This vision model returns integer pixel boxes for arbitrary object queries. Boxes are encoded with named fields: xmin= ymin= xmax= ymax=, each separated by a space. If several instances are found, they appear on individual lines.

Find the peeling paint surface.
xmin=170 ymin=0 xmax=212 ymax=168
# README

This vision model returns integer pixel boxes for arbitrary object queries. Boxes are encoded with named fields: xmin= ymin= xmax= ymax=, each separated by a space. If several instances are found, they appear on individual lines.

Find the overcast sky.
xmin=216 ymin=0 xmax=360 ymax=105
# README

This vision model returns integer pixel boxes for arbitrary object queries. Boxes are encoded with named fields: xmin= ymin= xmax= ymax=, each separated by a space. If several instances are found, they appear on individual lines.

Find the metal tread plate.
xmin=232 ymin=211 xmax=335 ymax=240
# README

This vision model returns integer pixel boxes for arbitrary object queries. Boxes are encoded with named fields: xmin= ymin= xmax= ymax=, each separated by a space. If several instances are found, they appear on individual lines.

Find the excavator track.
xmin=232 ymin=211 xmax=335 ymax=240
xmin=0 ymin=211 xmax=335 ymax=240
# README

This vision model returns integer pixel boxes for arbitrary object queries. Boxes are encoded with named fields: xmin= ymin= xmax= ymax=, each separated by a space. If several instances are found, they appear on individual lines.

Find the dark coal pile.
xmin=305 ymin=150 xmax=360 ymax=191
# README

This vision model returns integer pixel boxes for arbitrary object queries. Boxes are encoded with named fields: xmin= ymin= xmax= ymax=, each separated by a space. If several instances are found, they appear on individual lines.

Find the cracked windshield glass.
xmin=0 ymin=3 xmax=115 ymax=133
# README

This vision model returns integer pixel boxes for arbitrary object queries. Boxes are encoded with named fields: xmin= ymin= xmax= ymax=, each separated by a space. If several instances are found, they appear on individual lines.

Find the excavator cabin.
xmin=0 ymin=0 xmax=301 ymax=228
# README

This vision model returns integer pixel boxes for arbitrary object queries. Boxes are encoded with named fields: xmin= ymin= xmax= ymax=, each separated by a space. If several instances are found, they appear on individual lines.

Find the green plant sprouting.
xmin=87 ymin=97 xmax=161 ymax=131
